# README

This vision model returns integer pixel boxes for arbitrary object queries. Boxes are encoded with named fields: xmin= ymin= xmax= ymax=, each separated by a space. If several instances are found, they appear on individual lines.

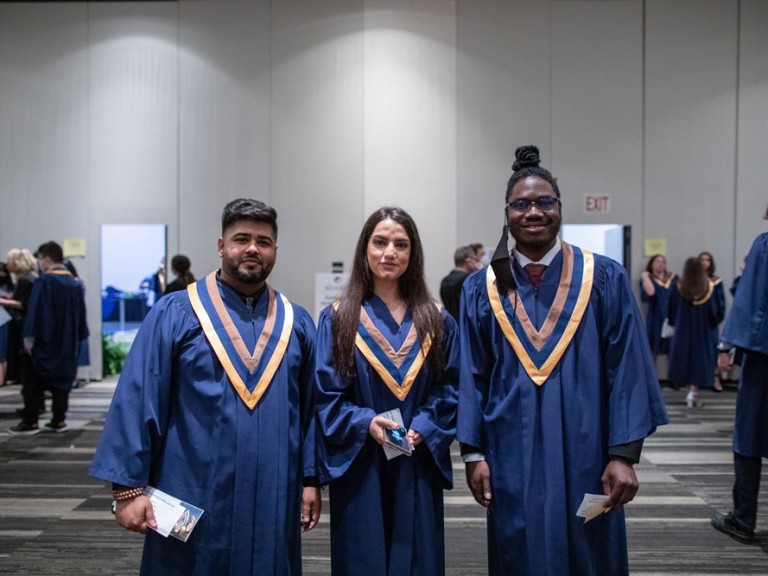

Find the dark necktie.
xmin=524 ymin=263 xmax=547 ymax=288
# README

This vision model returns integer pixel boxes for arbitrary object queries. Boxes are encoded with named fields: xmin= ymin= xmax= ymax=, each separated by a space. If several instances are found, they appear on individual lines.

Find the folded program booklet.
xmin=145 ymin=486 xmax=204 ymax=542
xmin=378 ymin=408 xmax=412 ymax=460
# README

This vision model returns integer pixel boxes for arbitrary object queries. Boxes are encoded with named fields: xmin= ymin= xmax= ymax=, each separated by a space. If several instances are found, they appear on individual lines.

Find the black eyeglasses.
xmin=506 ymin=196 xmax=561 ymax=213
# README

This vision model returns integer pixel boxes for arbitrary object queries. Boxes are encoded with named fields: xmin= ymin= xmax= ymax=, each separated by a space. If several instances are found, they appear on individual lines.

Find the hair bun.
xmin=512 ymin=145 xmax=541 ymax=171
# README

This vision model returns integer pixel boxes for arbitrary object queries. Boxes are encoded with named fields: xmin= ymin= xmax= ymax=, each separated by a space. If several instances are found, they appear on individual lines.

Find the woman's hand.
xmin=368 ymin=415 xmax=401 ymax=445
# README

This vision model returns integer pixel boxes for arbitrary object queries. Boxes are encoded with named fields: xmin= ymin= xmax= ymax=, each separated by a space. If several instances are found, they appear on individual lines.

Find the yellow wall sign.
xmin=644 ymin=238 xmax=667 ymax=257
xmin=63 ymin=238 xmax=87 ymax=258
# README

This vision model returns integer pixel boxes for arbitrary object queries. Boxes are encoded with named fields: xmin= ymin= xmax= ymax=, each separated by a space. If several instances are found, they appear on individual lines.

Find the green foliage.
xmin=102 ymin=334 xmax=130 ymax=377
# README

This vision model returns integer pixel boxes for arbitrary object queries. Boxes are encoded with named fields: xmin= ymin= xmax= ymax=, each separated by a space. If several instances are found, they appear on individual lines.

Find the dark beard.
xmin=223 ymin=259 xmax=273 ymax=285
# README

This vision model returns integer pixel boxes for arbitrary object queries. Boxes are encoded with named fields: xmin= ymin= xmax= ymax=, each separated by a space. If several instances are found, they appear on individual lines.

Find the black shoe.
xmin=711 ymin=513 xmax=755 ymax=544
xmin=8 ymin=421 xmax=40 ymax=435
xmin=43 ymin=421 xmax=69 ymax=433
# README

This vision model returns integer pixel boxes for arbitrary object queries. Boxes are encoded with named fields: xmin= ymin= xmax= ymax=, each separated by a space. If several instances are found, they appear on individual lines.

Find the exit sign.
xmin=584 ymin=195 xmax=610 ymax=213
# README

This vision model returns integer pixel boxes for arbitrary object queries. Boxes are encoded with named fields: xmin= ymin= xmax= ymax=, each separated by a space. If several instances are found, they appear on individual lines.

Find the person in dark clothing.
xmin=0 ymin=249 xmax=38 ymax=393
xmin=164 ymin=254 xmax=195 ymax=295
xmin=439 ymin=245 xmax=479 ymax=319
xmin=711 ymin=217 xmax=768 ymax=544
xmin=0 ymin=262 xmax=13 ymax=386
xmin=9 ymin=242 xmax=88 ymax=435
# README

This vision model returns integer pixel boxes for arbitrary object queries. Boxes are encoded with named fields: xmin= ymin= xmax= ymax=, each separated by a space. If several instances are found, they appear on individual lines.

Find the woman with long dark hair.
xmin=315 ymin=206 xmax=459 ymax=575
xmin=640 ymin=254 xmax=676 ymax=360
xmin=667 ymin=257 xmax=725 ymax=407
xmin=699 ymin=250 xmax=726 ymax=391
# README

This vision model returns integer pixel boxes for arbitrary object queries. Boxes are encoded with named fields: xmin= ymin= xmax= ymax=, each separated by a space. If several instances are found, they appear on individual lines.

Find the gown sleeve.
xmin=294 ymin=306 xmax=319 ymax=481
xmin=595 ymin=258 xmax=669 ymax=448
xmin=314 ymin=306 xmax=378 ymax=484
xmin=409 ymin=311 xmax=459 ymax=484
xmin=456 ymin=271 xmax=493 ymax=451
xmin=89 ymin=296 xmax=190 ymax=487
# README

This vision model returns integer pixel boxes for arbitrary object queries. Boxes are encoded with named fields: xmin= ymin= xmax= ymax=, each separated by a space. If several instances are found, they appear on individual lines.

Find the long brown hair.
xmin=698 ymin=250 xmax=716 ymax=278
xmin=678 ymin=257 xmax=709 ymax=302
xmin=331 ymin=206 xmax=444 ymax=379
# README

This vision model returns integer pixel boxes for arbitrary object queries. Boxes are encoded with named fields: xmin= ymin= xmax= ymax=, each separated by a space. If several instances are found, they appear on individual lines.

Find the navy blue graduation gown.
xmin=457 ymin=246 xmax=668 ymax=576
xmin=23 ymin=270 xmax=88 ymax=388
xmin=639 ymin=273 xmax=675 ymax=355
xmin=90 ymin=277 xmax=317 ymax=575
xmin=314 ymin=296 xmax=459 ymax=576
xmin=721 ymin=232 xmax=768 ymax=458
xmin=666 ymin=280 xmax=724 ymax=388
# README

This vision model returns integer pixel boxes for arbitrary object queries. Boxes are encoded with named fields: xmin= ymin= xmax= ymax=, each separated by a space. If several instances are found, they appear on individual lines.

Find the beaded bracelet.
xmin=113 ymin=487 xmax=145 ymax=502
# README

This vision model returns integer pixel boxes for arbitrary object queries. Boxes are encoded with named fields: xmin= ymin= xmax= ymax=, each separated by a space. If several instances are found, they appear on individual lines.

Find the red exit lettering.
xmin=585 ymin=195 xmax=610 ymax=213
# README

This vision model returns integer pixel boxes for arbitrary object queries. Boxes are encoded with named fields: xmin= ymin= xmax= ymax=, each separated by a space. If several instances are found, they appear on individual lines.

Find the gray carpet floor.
xmin=1 ymin=378 xmax=766 ymax=575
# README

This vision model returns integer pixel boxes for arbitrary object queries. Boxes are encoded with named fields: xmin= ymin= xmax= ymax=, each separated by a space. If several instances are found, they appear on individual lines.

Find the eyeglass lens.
xmin=507 ymin=196 xmax=559 ymax=212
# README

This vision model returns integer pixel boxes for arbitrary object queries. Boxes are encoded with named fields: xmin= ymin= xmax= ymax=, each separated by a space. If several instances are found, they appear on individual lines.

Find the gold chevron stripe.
xmin=692 ymin=280 xmax=715 ymax=305
xmin=653 ymin=272 xmax=676 ymax=289
xmin=331 ymin=300 xmax=436 ymax=401
xmin=188 ymin=280 xmax=293 ymax=409
xmin=354 ymin=332 xmax=431 ymax=401
xmin=205 ymin=272 xmax=275 ymax=373
xmin=486 ymin=250 xmax=594 ymax=386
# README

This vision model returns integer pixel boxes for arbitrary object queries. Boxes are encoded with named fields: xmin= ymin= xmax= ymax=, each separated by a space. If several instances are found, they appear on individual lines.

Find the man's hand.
xmin=115 ymin=495 xmax=156 ymax=534
xmin=301 ymin=487 xmax=321 ymax=532
xmin=465 ymin=460 xmax=492 ymax=507
xmin=601 ymin=459 xmax=639 ymax=510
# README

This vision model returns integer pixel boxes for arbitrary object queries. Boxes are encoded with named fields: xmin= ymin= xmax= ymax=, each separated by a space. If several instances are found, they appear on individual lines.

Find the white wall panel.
xmin=0 ymin=4 xmax=101 ymax=377
xmin=456 ymin=0 xmax=552 ymax=255
xmin=734 ymin=0 xmax=768 ymax=268
xmin=271 ymin=1 xmax=364 ymax=312
xmin=364 ymin=0 xmax=456 ymax=297
xmin=0 ymin=4 xmax=88 ymax=252
xmin=645 ymin=0 xmax=738 ymax=280
xmin=178 ymin=0 xmax=271 ymax=276
xmin=88 ymin=3 xmax=179 ymax=227
xmin=552 ymin=1 xmax=643 ymax=270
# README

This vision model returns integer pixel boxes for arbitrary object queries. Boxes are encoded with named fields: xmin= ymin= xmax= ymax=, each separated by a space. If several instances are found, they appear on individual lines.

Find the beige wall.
xmin=1 ymin=0 xmax=766 ymax=376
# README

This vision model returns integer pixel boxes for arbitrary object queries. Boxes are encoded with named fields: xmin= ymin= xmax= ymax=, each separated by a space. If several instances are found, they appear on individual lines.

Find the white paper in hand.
xmin=575 ymin=493 xmax=610 ymax=523
xmin=378 ymin=407 xmax=412 ymax=460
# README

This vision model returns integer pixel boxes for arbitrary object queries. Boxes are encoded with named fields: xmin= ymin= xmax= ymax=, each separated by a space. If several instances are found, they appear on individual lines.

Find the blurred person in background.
xmin=698 ymin=251 xmax=726 ymax=391
xmin=0 ymin=249 xmax=38 ymax=394
xmin=163 ymin=254 xmax=195 ymax=295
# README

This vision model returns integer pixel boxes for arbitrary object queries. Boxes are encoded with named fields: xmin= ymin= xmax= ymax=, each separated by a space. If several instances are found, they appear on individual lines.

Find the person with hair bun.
xmin=164 ymin=254 xmax=195 ymax=295
xmin=457 ymin=145 xmax=668 ymax=575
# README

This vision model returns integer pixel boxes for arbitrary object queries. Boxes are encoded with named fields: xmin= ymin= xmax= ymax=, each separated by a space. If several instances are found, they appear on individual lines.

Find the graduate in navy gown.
xmin=639 ymin=254 xmax=676 ymax=358
xmin=457 ymin=146 xmax=668 ymax=576
xmin=711 ymin=227 xmax=768 ymax=544
xmin=315 ymin=206 xmax=459 ymax=575
xmin=90 ymin=199 xmax=320 ymax=575
xmin=698 ymin=251 xmax=726 ymax=391
xmin=666 ymin=257 xmax=725 ymax=407
xmin=9 ymin=242 xmax=88 ymax=434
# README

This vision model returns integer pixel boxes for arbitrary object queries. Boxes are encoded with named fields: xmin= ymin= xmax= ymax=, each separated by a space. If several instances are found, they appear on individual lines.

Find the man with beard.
xmin=457 ymin=146 xmax=668 ymax=575
xmin=90 ymin=199 xmax=320 ymax=575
